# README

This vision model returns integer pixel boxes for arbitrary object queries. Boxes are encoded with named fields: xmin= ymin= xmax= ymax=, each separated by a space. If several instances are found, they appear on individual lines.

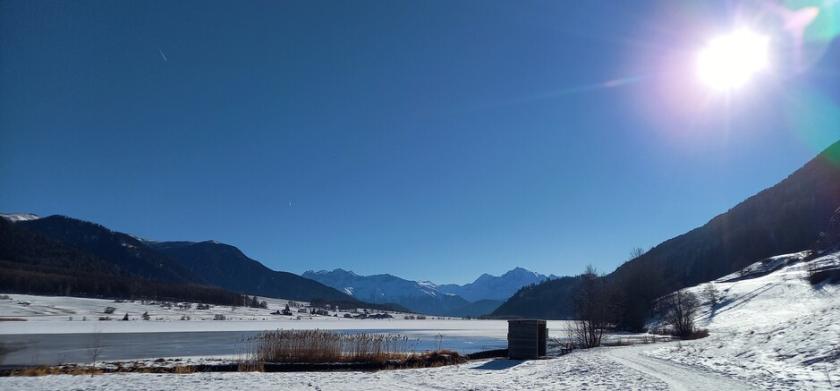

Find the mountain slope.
xmin=0 ymin=217 xmax=243 ymax=305
xmin=491 ymin=275 xmax=582 ymax=319
xmin=447 ymin=299 xmax=504 ymax=317
xmin=151 ymin=241 xmax=366 ymax=305
xmin=15 ymin=216 xmax=197 ymax=283
xmin=437 ymin=267 xmax=554 ymax=301
xmin=302 ymin=269 xmax=470 ymax=315
xmin=494 ymin=139 xmax=840 ymax=326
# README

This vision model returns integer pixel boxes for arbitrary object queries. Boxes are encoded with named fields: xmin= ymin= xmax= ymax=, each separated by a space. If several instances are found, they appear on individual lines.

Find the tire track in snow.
xmin=601 ymin=344 xmax=757 ymax=391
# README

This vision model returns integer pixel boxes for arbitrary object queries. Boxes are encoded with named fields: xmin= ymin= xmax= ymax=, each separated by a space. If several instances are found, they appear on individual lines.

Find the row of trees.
xmin=0 ymin=261 xmax=246 ymax=306
xmin=245 ymin=295 xmax=268 ymax=309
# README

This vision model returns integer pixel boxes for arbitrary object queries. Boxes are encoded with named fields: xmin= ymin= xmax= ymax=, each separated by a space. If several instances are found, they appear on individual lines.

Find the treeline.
xmin=0 ymin=261 xmax=245 ymax=305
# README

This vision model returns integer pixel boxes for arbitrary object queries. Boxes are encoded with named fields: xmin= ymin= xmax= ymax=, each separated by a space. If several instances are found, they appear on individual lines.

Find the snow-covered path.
xmin=602 ymin=344 xmax=757 ymax=391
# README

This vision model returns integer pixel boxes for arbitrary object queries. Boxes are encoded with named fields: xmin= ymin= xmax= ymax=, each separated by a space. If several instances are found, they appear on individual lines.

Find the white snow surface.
xmin=646 ymin=250 xmax=840 ymax=390
xmin=0 ymin=293 xmax=583 ymax=340
xmin=0 ymin=350 xmax=671 ymax=391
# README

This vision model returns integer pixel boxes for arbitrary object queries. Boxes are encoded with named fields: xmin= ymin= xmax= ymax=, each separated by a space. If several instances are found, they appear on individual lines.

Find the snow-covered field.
xmin=0 ymin=294 xmax=496 ymax=335
xmin=0 ymin=293 xmax=578 ymax=340
xmin=646 ymin=251 xmax=840 ymax=390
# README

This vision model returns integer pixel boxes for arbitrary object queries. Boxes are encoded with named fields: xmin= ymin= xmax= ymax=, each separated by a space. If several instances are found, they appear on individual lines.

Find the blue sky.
xmin=2 ymin=1 xmax=839 ymax=284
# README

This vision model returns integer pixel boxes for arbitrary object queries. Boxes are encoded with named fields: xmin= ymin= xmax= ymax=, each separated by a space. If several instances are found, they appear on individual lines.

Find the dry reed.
xmin=247 ymin=330 xmax=411 ymax=363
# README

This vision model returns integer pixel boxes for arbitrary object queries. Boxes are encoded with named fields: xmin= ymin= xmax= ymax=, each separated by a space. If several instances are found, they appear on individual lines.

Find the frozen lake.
xmin=0 ymin=295 xmax=573 ymax=366
xmin=0 ymin=329 xmax=508 ymax=366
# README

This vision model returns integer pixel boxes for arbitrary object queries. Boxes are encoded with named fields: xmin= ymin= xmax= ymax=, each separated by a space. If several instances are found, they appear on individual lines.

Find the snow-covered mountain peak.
xmin=474 ymin=273 xmax=495 ymax=283
xmin=503 ymin=267 xmax=541 ymax=278
xmin=0 ymin=212 xmax=41 ymax=222
xmin=301 ymin=269 xmax=473 ymax=315
xmin=306 ymin=268 xmax=358 ymax=277
xmin=436 ymin=267 xmax=553 ymax=302
xmin=417 ymin=280 xmax=438 ymax=288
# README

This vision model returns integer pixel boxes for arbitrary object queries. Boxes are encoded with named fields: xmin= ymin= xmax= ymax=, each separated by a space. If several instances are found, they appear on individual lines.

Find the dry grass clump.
xmin=248 ymin=330 xmax=411 ymax=363
xmin=10 ymin=366 xmax=103 ymax=377
xmin=401 ymin=349 xmax=466 ymax=368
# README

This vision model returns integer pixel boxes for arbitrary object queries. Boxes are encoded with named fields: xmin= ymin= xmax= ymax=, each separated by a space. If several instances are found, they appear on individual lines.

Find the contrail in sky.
xmin=158 ymin=49 xmax=168 ymax=62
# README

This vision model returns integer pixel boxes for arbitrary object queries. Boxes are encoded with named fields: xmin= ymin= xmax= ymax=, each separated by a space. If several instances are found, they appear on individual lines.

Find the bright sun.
xmin=696 ymin=29 xmax=770 ymax=92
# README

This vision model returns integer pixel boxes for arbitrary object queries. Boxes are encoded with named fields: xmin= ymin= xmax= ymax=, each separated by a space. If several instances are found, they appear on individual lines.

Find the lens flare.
xmin=696 ymin=29 xmax=770 ymax=91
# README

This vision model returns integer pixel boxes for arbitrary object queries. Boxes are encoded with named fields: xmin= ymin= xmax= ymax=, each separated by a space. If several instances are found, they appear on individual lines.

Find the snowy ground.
xmin=646 ymin=251 xmax=840 ymax=390
xmin=0 ymin=349 xmax=673 ymax=391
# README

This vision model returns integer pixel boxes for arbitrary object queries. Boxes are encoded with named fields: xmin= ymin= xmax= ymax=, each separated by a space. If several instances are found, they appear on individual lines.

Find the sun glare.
xmin=696 ymin=29 xmax=770 ymax=92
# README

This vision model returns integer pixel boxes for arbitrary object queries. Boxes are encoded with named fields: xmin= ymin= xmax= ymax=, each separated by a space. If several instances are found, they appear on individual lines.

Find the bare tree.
xmin=701 ymin=283 xmax=720 ymax=307
xmin=569 ymin=265 xmax=613 ymax=348
xmin=656 ymin=290 xmax=700 ymax=338
xmin=628 ymin=247 xmax=645 ymax=261
xmin=88 ymin=330 xmax=103 ymax=375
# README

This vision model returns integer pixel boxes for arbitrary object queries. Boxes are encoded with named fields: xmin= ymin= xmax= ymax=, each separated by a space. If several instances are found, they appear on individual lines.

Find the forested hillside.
xmin=494 ymin=140 xmax=840 ymax=329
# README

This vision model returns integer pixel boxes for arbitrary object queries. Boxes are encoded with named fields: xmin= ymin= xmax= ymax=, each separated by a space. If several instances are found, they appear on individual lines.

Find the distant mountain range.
xmin=303 ymin=267 xmax=554 ymax=316
xmin=302 ymin=269 xmax=468 ymax=316
xmin=436 ymin=267 xmax=557 ymax=302
xmin=493 ymin=139 xmax=840 ymax=328
xmin=0 ymin=214 xmax=400 ymax=310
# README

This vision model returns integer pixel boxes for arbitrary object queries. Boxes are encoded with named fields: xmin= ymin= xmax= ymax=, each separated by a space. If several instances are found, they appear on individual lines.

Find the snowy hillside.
xmin=647 ymin=250 xmax=840 ymax=389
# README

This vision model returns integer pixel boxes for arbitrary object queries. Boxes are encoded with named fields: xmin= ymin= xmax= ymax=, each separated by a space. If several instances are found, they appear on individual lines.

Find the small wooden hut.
xmin=507 ymin=319 xmax=547 ymax=359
